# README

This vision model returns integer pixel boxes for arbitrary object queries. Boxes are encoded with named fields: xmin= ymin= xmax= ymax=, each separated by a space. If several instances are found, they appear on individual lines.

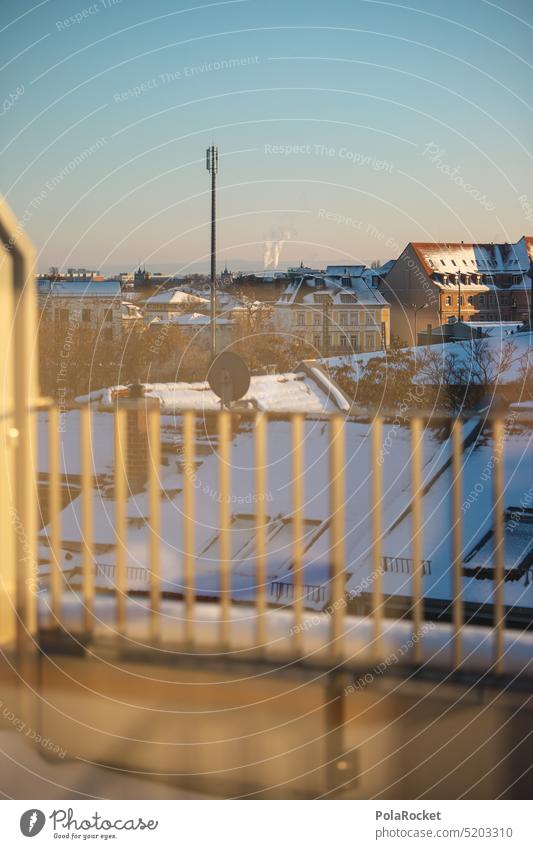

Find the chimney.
xmin=117 ymin=383 xmax=160 ymax=493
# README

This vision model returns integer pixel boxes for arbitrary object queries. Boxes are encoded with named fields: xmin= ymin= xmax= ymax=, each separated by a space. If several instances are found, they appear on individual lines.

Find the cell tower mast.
xmin=206 ymin=145 xmax=218 ymax=359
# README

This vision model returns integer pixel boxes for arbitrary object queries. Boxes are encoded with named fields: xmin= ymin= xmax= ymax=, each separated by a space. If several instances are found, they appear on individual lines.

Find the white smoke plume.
xmin=263 ymin=229 xmax=292 ymax=269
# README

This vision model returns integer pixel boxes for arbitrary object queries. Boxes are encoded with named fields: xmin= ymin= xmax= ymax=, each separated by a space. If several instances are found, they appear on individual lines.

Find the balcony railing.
xmin=13 ymin=401 xmax=528 ymax=683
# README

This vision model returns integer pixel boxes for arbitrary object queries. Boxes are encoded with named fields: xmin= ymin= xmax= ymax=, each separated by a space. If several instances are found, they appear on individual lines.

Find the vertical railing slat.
xmin=255 ymin=413 xmax=268 ymax=650
xmin=80 ymin=405 xmax=94 ymax=633
xmin=182 ymin=411 xmax=196 ymax=645
xmin=114 ymin=407 xmax=127 ymax=633
xmin=292 ymin=414 xmax=305 ymax=655
xmin=329 ymin=415 xmax=345 ymax=661
xmin=218 ymin=410 xmax=231 ymax=647
xmin=148 ymin=405 xmax=161 ymax=642
xmin=411 ymin=416 xmax=423 ymax=663
xmin=451 ymin=418 xmax=463 ymax=668
xmin=48 ymin=405 xmax=61 ymax=621
xmin=371 ymin=417 xmax=383 ymax=660
xmin=493 ymin=417 xmax=505 ymax=674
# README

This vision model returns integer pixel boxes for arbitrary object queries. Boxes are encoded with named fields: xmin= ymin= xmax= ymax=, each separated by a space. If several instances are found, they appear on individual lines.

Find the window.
xmin=82 ymin=308 xmax=91 ymax=322
xmin=349 ymin=311 xmax=357 ymax=325
xmin=105 ymin=309 xmax=113 ymax=322
xmin=340 ymin=336 xmax=349 ymax=348
xmin=57 ymin=308 xmax=69 ymax=323
xmin=313 ymin=334 xmax=321 ymax=348
xmin=340 ymin=293 xmax=355 ymax=304
xmin=478 ymin=295 xmax=485 ymax=305
xmin=313 ymin=312 xmax=320 ymax=325
xmin=350 ymin=335 xmax=359 ymax=351
xmin=445 ymin=295 xmax=452 ymax=306
xmin=339 ymin=312 xmax=348 ymax=325
xmin=467 ymin=296 xmax=474 ymax=305
xmin=296 ymin=312 xmax=305 ymax=326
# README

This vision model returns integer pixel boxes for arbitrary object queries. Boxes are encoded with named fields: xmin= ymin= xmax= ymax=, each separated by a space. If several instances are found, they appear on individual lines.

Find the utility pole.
xmin=206 ymin=145 xmax=218 ymax=360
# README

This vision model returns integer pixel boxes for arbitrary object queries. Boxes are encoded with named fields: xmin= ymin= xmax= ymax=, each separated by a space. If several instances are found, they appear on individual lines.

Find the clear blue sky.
xmin=2 ymin=0 xmax=533 ymax=273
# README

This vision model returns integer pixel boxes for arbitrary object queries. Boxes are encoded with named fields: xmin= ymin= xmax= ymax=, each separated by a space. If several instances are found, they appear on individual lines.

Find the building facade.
xmin=383 ymin=237 xmax=533 ymax=345
xmin=274 ymin=265 xmax=390 ymax=356
xmin=37 ymin=279 xmax=133 ymax=339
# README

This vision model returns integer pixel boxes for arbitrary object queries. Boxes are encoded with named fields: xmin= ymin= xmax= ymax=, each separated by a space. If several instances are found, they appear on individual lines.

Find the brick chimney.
xmin=117 ymin=383 xmax=160 ymax=493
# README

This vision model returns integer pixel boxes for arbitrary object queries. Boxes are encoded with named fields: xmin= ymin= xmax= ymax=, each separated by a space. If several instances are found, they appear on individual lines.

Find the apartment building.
xmin=274 ymin=265 xmax=390 ymax=356
xmin=383 ymin=236 xmax=533 ymax=345
xmin=37 ymin=278 xmax=136 ymax=339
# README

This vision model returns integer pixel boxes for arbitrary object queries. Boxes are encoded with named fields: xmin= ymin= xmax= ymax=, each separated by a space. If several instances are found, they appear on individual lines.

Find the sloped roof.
xmin=276 ymin=275 xmax=388 ymax=307
xmin=410 ymin=236 xmax=533 ymax=277
xmin=144 ymin=288 xmax=208 ymax=306
xmin=76 ymin=370 xmax=350 ymax=414
xmin=39 ymin=279 xmax=121 ymax=296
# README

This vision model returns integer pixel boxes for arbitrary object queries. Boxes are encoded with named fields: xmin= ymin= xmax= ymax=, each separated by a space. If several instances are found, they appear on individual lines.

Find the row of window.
xmin=305 ymin=332 xmax=380 ymax=352
xmin=443 ymin=294 xmax=516 ymax=307
xmin=295 ymin=309 xmax=379 ymax=326
xmin=55 ymin=308 xmax=115 ymax=323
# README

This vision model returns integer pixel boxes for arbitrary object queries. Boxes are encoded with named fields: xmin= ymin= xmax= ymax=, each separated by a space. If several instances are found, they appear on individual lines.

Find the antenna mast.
xmin=206 ymin=145 xmax=218 ymax=359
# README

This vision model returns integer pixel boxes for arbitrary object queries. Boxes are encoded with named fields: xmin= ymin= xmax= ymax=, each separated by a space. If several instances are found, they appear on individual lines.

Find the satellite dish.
xmin=208 ymin=352 xmax=250 ymax=406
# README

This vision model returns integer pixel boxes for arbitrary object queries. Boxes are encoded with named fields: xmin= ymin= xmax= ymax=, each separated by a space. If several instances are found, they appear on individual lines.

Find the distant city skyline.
xmin=3 ymin=0 xmax=533 ymax=271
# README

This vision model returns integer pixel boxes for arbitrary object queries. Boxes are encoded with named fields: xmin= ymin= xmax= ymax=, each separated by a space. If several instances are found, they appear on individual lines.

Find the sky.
xmin=1 ymin=0 xmax=533 ymax=273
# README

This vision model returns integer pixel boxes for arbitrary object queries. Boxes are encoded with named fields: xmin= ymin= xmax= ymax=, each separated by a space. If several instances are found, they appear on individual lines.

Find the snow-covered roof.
xmin=38 ymin=279 xmax=121 ymax=296
xmin=325 ymin=331 xmax=532 ymax=385
xmin=75 ymin=369 xmax=350 ymax=414
xmin=276 ymin=275 xmax=388 ymax=307
xmin=148 ymin=312 xmax=232 ymax=327
xmin=411 ymin=236 xmax=533 ymax=280
xmin=144 ymin=288 xmax=208 ymax=306
xmin=36 ymin=411 xmax=533 ymax=617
